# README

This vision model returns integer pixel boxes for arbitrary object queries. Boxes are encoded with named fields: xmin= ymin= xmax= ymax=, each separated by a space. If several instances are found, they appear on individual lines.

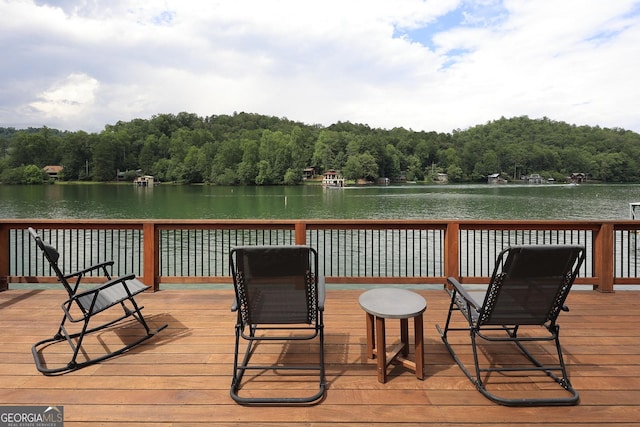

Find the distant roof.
xmin=43 ymin=165 xmax=63 ymax=173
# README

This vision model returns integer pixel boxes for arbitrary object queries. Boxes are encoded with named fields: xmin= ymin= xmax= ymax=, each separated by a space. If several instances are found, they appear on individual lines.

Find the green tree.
xmin=59 ymin=131 xmax=94 ymax=180
xmin=343 ymin=152 xmax=379 ymax=181
xmin=9 ymin=129 xmax=58 ymax=167
xmin=151 ymin=158 xmax=173 ymax=182
xmin=289 ymin=126 xmax=310 ymax=171
xmin=1 ymin=166 xmax=26 ymax=184
xmin=404 ymin=155 xmax=423 ymax=181
xmin=139 ymin=135 xmax=163 ymax=174
xmin=92 ymin=133 xmax=121 ymax=181
xmin=446 ymin=164 xmax=464 ymax=182
xmin=23 ymin=164 xmax=45 ymax=184
xmin=255 ymin=160 xmax=274 ymax=185
xmin=283 ymin=168 xmax=302 ymax=185
xmin=312 ymin=130 xmax=341 ymax=172
xmin=3 ymin=113 xmax=640 ymax=186
xmin=215 ymin=168 xmax=238 ymax=185
xmin=472 ymin=150 xmax=500 ymax=180
xmin=211 ymin=139 xmax=242 ymax=183
xmin=258 ymin=130 xmax=291 ymax=184
xmin=236 ymin=139 xmax=259 ymax=185
xmin=382 ymin=144 xmax=401 ymax=179
xmin=181 ymin=146 xmax=208 ymax=183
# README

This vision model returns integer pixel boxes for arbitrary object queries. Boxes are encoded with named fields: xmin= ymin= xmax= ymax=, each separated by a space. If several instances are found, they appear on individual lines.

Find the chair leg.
xmin=230 ymin=324 xmax=248 ymax=396
xmin=437 ymin=289 xmax=458 ymax=340
xmin=32 ymin=298 xmax=167 ymax=375
xmin=437 ymin=299 xmax=580 ymax=406
xmin=318 ymin=313 xmax=327 ymax=391
xmin=121 ymin=299 xmax=152 ymax=335
xmin=510 ymin=325 xmax=577 ymax=394
xmin=230 ymin=320 xmax=326 ymax=405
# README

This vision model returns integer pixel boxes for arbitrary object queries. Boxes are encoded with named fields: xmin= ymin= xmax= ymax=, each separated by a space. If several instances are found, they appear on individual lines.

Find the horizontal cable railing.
xmin=2 ymin=219 xmax=639 ymax=292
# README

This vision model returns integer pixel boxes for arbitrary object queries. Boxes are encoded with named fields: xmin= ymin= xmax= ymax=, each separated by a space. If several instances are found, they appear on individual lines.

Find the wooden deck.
xmin=1 ymin=287 xmax=640 ymax=426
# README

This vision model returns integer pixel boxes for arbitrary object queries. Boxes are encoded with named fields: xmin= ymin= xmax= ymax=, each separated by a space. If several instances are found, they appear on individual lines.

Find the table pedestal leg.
xmin=400 ymin=318 xmax=409 ymax=357
xmin=414 ymin=313 xmax=424 ymax=380
xmin=365 ymin=312 xmax=375 ymax=359
xmin=375 ymin=316 xmax=387 ymax=383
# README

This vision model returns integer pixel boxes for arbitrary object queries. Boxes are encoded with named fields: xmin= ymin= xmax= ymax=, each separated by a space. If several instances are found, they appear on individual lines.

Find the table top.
xmin=358 ymin=288 xmax=426 ymax=319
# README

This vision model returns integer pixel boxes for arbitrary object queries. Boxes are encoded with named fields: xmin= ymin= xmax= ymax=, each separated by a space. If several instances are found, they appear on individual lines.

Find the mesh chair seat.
xmin=77 ymin=279 xmax=149 ymax=315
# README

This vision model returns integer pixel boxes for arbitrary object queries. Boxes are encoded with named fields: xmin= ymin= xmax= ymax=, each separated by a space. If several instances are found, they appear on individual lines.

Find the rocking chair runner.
xmin=436 ymin=245 xmax=585 ymax=406
xmin=229 ymin=245 xmax=326 ymax=404
xmin=29 ymin=227 xmax=167 ymax=375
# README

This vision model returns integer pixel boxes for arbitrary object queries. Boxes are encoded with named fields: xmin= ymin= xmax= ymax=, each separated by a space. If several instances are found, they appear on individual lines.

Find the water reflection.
xmin=0 ymin=183 xmax=637 ymax=220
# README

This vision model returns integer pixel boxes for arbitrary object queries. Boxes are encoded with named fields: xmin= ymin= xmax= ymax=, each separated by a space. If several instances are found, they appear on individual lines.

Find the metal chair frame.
xmin=29 ymin=227 xmax=167 ymax=375
xmin=436 ymin=245 xmax=585 ymax=406
xmin=229 ymin=245 xmax=326 ymax=404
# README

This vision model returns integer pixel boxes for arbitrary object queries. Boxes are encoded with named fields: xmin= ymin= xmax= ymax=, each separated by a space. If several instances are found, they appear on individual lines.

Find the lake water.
xmin=0 ymin=183 xmax=638 ymax=220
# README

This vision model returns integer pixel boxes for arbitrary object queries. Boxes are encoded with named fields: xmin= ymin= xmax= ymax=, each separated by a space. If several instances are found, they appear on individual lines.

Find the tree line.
xmin=1 ymin=112 xmax=639 ymax=185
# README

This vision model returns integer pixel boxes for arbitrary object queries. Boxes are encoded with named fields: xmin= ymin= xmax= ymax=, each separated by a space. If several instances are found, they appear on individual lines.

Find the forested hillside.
xmin=1 ymin=113 xmax=638 ymax=184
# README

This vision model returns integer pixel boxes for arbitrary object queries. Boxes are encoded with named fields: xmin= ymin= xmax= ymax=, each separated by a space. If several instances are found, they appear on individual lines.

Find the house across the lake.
xmin=303 ymin=167 xmax=316 ymax=180
xmin=434 ymin=173 xmax=448 ymax=183
xmin=134 ymin=175 xmax=155 ymax=187
xmin=487 ymin=173 xmax=507 ymax=184
xmin=570 ymin=172 xmax=587 ymax=184
xmin=523 ymin=173 xmax=545 ymax=184
xmin=322 ymin=170 xmax=345 ymax=187
xmin=43 ymin=165 xmax=63 ymax=180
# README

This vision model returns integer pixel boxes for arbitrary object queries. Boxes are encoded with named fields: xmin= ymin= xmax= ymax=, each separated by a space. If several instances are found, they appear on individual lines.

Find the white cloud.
xmin=30 ymin=73 xmax=99 ymax=115
xmin=0 ymin=0 xmax=639 ymax=133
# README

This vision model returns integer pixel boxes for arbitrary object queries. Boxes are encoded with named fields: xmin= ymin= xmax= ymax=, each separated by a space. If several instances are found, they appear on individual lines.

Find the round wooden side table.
xmin=358 ymin=288 xmax=426 ymax=383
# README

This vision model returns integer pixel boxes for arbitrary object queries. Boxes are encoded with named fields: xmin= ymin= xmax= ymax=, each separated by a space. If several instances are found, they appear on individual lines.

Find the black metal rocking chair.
xmin=229 ymin=245 xmax=326 ymax=404
xmin=436 ymin=245 xmax=585 ymax=406
xmin=29 ymin=227 xmax=167 ymax=375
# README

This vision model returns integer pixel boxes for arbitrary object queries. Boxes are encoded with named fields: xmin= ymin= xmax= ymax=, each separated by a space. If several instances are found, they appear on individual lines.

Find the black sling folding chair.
xmin=437 ymin=245 xmax=585 ymax=406
xmin=229 ymin=245 xmax=326 ymax=404
xmin=29 ymin=227 xmax=167 ymax=374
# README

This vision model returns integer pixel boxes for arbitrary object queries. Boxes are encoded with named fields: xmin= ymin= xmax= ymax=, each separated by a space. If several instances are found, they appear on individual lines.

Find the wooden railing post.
xmin=295 ymin=221 xmax=307 ymax=245
xmin=143 ymin=222 xmax=160 ymax=291
xmin=0 ymin=225 xmax=8 ymax=291
xmin=594 ymin=222 xmax=614 ymax=293
xmin=444 ymin=222 xmax=459 ymax=287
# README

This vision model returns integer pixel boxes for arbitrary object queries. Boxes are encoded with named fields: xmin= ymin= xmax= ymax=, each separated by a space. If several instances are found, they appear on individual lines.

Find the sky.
xmin=1 ymin=0 xmax=639 ymax=134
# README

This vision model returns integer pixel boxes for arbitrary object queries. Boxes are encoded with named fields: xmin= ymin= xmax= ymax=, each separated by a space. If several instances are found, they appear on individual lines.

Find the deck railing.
xmin=1 ymin=219 xmax=638 ymax=292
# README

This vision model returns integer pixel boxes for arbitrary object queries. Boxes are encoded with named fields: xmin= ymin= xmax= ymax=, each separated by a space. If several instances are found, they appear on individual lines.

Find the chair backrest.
xmin=479 ymin=245 xmax=585 ymax=326
xmin=28 ymin=227 xmax=73 ymax=296
xmin=230 ymin=245 xmax=319 ymax=325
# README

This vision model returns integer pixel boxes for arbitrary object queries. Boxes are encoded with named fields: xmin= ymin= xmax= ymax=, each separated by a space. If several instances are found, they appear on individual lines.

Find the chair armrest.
xmin=446 ymin=276 xmax=482 ymax=312
xmin=317 ymin=276 xmax=325 ymax=311
xmin=63 ymin=260 xmax=115 ymax=280
xmin=72 ymin=273 xmax=137 ymax=300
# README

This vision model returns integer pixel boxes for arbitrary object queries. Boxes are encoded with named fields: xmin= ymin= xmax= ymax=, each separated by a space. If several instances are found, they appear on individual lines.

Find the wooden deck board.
xmin=1 ymin=288 xmax=639 ymax=426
